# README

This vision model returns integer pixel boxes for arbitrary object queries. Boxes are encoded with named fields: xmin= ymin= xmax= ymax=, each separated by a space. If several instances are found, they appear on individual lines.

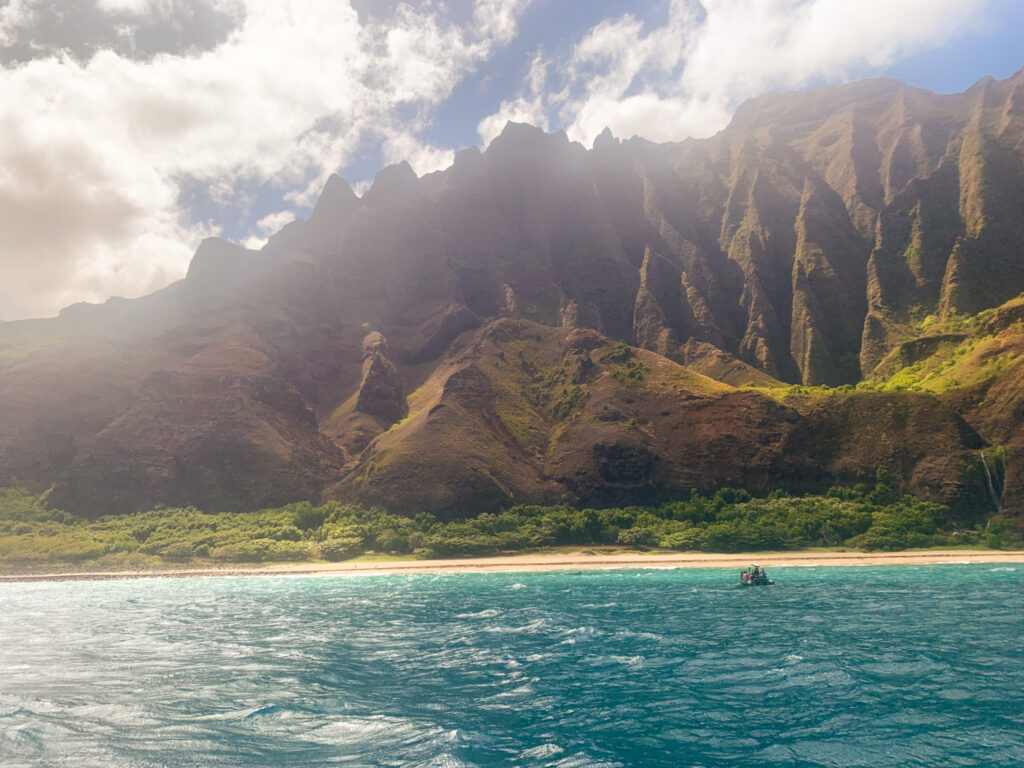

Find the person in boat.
xmin=740 ymin=566 xmax=759 ymax=584
xmin=741 ymin=565 xmax=766 ymax=584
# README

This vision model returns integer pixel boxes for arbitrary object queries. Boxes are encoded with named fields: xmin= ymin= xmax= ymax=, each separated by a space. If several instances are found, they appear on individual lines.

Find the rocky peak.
xmin=728 ymin=77 xmax=909 ymax=135
xmin=451 ymin=146 xmax=483 ymax=182
xmin=593 ymin=127 xmax=618 ymax=151
xmin=355 ymin=331 xmax=407 ymax=425
xmin=308 ymin=173 xmax=360 ymax=228
xmin=362 ymin=161 xmax=419 ymax=207
xmin=487 ymin=121 xmax=562 ymax=161
xmin=186 ymin=237 xmax=245 ymax=279
xmin=361 ymin=330 xmax=391 ymax=359
xmin=185 ymin=237 xmax=272 ymax=292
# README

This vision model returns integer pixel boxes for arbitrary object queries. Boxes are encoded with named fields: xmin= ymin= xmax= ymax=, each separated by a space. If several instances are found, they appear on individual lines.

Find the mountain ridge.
xmin=2 ymin=69 xmax=1024 ymax=521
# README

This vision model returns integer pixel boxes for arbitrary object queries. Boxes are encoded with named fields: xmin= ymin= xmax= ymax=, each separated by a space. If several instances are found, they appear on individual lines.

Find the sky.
xmin=0 ymin=0 xmax=1022 ymax=321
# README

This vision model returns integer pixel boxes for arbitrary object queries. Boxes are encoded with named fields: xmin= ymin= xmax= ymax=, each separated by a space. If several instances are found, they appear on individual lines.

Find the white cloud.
xmin=239 ymin=236 xmax=267 ymax=251
xmin=0 ymin=0 xmax=35 ymax=46
xmin=473 ymin=0 xmax=533 ymax=45
xmin=480 ymin=0 xmax=993 ymax=148
xmin=477 ymin=50 xmax=550 ymax=146
xmin=477 ymin=96 xmax=550 ymax=147
xmin=96 ymin=0 xmax=244 ymax=15
xmin=0 ymin=0 xmax=533 ymax=319
xmin=526 ymin=49 xmax=546 ymax=96
xmin=240 ymin=208 xmax=297 ymax=249
xmin=255 ymin=209 xmax=296 ymax=234
xmin=676 ymin=0 xmax=989 ymax=109
xmin=380 ymin=132 xmax=454 ymax=177
xmin=96 ymin=0 xmax=160 ymax=14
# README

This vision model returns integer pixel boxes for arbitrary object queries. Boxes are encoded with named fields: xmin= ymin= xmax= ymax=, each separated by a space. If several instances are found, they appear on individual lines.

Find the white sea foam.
xmin=489 ymin=684 xmax=535 ymax=699
xmin=612 ymin=630 xmax=662 ymax=641
xmin=454 ymin=608 xmax=501 ymax=619
xmin=552 ymin=753 xmax=624 ymax=767
xmin=484 ymin=619 xmax=547 ymax=634
xmin=521 ymin=743 xmax=564 ymax=759
xmin=413 ymin=753 xmax=470 ymax=768
xmin=637 ymin=566 xmax=681 ymax=570
xmin=612 ymin=655 xmax=643 ymax=666
xmin=563 ymin=626 xmax=598 ymax=636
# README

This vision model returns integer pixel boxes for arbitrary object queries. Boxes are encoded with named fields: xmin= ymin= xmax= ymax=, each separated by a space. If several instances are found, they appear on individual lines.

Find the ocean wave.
xmin=2 ymin=566 xmax=1021 ymax=767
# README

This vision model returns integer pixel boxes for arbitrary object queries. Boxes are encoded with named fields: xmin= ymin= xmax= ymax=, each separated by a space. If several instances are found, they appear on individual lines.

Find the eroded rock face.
xmin=1 ymin=71 xmax=1024 ymax=517
xmin=355 ymin=332 xmax=407 ymax=425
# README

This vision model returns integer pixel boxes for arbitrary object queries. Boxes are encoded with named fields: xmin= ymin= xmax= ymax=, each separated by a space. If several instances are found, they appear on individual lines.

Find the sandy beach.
xmin=2 ymin=548 xmax=1022 ymax=582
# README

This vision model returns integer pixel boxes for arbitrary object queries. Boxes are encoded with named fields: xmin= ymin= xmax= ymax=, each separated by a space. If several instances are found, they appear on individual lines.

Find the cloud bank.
xmin=0 ymin=0 xmax=530 ymax=319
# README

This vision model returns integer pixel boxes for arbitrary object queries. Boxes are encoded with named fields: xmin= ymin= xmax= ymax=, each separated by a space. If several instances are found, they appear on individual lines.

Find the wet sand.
xmin=2 ymin=549 xmax=1022 ymax=582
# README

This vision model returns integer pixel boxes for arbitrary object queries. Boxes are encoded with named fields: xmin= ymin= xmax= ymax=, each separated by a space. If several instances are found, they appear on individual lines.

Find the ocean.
xmin=1 ymin=565 xmax=1022 ymax=767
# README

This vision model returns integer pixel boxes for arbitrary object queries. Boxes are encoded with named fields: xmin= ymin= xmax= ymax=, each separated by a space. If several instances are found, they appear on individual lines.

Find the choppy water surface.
xmin=1 ymin=565 xmax=1023 ymax=767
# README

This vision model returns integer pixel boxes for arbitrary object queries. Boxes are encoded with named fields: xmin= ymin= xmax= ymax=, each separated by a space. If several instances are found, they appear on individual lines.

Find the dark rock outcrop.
xmin=355 ymin=332 xmax=407 ymax=425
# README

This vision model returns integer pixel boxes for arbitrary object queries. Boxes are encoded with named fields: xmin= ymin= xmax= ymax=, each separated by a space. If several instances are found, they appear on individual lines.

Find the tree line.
xmin=0 ymin=478 xmax=1020 ymax=570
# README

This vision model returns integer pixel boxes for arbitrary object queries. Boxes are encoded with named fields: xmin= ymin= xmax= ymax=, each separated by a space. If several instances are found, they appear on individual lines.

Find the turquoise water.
xmin=1 ymin=565 xmax=1022 ymax=767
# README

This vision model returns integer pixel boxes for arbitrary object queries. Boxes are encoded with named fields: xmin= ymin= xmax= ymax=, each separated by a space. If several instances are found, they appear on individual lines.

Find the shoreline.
xmin=1 ymin=548 xmax=1022 ymax=583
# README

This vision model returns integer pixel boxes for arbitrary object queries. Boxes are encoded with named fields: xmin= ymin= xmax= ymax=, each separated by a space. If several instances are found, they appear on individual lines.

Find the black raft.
xmin=739 ymin=565 xmax=773 ymax=586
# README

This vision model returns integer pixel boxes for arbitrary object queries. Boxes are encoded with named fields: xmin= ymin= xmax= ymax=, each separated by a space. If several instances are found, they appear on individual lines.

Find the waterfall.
xmin=979 ymin=451 xmax=1004 ymax=517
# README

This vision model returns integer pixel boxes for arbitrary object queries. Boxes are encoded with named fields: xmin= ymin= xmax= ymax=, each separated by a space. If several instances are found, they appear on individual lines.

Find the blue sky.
xmin=240 ymin=0 xmax=1024 ymax=246
xmin=0 ymin=0 xmax=1022 ymax=320
xmin=885 ymin=0 xmax=1024 ymax=91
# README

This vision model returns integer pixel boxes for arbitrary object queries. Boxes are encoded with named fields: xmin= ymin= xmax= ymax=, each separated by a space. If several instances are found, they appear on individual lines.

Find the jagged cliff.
xmin=1 ymin=70 xmax=1023 ymax=519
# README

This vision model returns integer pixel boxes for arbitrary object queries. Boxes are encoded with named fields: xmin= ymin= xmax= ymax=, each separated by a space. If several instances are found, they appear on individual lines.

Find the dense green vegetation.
xmin=1 ymin=479 xmax=1020 ymax=571
xmin=770 ymin=301 xmax=1024 ymax=398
